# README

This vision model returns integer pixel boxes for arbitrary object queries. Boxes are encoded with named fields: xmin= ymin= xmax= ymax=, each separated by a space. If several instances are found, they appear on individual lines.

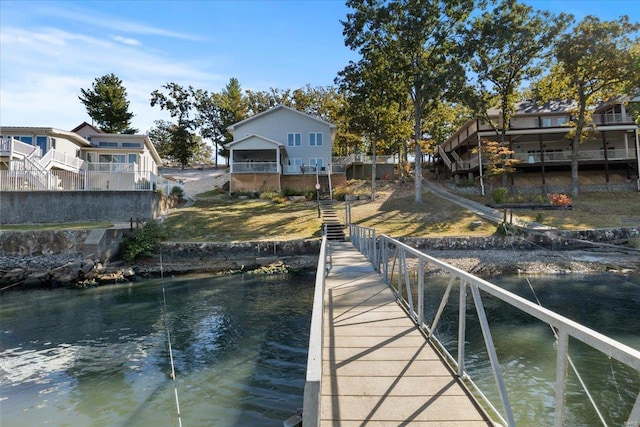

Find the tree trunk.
xmin=414 ymin=107 xmax=423 ymax=203
xmin=571 ymin=93 xmax=588 ymax=196
xmin=371 ymin=138 xmax=377 ymax=201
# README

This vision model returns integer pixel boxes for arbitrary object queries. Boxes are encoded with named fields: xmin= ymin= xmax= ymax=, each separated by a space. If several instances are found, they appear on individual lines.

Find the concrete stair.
xmin=319 ymin=199 xmax=345 ymax=241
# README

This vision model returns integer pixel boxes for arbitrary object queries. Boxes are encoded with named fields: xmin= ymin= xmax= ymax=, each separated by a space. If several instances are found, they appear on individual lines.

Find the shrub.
xmin=332 ymin=184 xmax=352 ymax=201
xmin=532 ymin=194 xmax=548 ymax=204
xmin=549 ymin=193 xmax=572 ymax=206
xmin=495 ymin=222 xmax=518 ymax=236
xmin=260 ymin=191 xmax=286 ymax=204
xmin=281 ymin=188 xmax=304 ymax=197
xmin=121 ymin=220 xmax=168 ymax=262
xmin=491 ymin=187 xmax=508 ymax=204
xmin=170 ymin=186 xmax=185 ymax=201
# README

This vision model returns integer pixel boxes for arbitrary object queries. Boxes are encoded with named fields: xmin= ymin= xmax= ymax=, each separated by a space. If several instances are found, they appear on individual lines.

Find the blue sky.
xmin=1 ymin=0 xmax=639 ymax=134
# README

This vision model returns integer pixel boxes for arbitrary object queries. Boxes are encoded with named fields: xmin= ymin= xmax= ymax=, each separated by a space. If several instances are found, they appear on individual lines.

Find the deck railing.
xmin=349 ymin=224 xmax=640 ymax=427
xmin=0 ymin=169 xmax=179 ymax=192
xmin=303 ymin=234 xmax=331 ymax=427
xmin=231 ymin=161 xmax=278 ymax=173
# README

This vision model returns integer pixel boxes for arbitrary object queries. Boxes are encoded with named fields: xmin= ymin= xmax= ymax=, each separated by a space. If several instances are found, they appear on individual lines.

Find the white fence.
xmin=0 ymin=169 xmax=182 ymax=193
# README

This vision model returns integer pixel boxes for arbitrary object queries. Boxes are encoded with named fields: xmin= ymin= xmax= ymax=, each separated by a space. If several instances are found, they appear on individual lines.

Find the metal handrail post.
xmin=458 ymin=281 xmax=467 ymax=378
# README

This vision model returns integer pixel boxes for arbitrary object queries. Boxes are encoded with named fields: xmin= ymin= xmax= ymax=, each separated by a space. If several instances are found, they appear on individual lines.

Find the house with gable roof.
xmin=225 ymin=104 xmax=346 ymax=193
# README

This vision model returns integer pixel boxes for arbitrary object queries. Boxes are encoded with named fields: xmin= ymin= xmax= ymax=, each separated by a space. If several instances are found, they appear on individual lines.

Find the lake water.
xmin=0 ymin=273 xmax=315 ymax=427
xmin=424 ymin=271 xmax=640 ymax=427
xmin=1 ymin=271 xmax=638 ymax=426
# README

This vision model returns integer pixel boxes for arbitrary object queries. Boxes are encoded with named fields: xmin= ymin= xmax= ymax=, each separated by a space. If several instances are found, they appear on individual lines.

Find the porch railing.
xmin=41 ymin=149 xmax=84 ymax=171
xmin=349 ymin=224 xmax=640 ymax=427
xmin=231 ymin=161 xmax=278 ymax=173
xmin=0 ymin=137 xmax=39 ymax=158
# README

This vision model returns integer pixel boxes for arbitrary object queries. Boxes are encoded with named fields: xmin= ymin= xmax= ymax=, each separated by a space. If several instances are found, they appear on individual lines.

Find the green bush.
xmin=170 ymin=186 xmax=184 ymax=199
xmin=532 ymin=194 xmax=548 ymax=204
xmin=121 ymin=220 xmax=168 ymax=261
xmin=260 ymin=191 xmax=286 ymax=204
xmin=281 ymin=188 xmax=304 ymax=197
xmin=491 ymin=187 xmax=508 ymax=204
xmin=495 ymin=222 xmax=518 ymax=236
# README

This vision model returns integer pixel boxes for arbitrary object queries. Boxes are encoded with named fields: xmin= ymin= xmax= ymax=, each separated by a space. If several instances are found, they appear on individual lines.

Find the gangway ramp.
xmin=320 ymin=241 xmax=492 ymax=426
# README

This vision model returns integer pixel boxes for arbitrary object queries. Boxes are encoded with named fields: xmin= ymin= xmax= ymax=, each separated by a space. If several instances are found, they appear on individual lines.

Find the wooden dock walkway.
xmin=321 ymin=242 xmax=493 ymax=426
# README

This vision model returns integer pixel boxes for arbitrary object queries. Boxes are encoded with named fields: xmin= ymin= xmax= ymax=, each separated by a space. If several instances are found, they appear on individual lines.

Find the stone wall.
xmin=399 ymin=227 xmax=639 ymax=251
xmin=0 ymin=191 xmax=170 ymax=224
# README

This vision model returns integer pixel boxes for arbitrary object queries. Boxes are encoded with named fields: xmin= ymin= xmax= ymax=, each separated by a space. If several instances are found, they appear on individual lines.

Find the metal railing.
xmin=303 ymin=235 xmax=331 ymax=427
xmin=0 ymin=169 xmax=166 ymax=191
xmin=349 ymin=224 xmax=640 ymax=427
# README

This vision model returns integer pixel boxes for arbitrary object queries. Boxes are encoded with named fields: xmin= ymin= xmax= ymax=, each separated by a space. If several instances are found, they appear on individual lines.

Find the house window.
xmin=98 ymin=141 xmax=119 ymax=147
xmin=541 ymin=118 xmax=552 ymax=127
xmin=309 ymin=133 xmax=323 ymax=146
xmin=99 ymin=154 xmax=126 ymax=163
xmin=309 ymin=158 xmax=324 ymax=170
xmin=556 ymin=116 xmax=569 ymax=126
xmin=87 ymin=152 xmax=98 ymax=162
xmin=122 ymin=142 xmax=141 ymax=148
xmin=287 ymin=133 xmax=301 ymax=147
xmin=128 ymin=153 xmax=138 ymax=164
xmin=16 ymin=135 xmax=33 ymax=144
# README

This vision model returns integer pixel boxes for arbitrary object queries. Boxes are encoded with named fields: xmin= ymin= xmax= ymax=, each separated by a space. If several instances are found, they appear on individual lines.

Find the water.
xmin=0 ymin=273 xmax=315 ymax=427
xmin=424 ymin=272 xmax=640 ymax=427
xmin=2 ymin=271 xmax=639 ymax=426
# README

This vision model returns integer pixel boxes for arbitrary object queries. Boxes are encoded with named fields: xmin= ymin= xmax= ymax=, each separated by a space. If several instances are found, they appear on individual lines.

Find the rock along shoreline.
xmin=1 ymin=243 xmax=638 ymax=291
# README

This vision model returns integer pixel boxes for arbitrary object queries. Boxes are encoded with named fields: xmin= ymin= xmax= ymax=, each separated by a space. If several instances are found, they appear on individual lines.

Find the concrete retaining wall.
xmin=0 ymin=191 xmax=167 ymax=224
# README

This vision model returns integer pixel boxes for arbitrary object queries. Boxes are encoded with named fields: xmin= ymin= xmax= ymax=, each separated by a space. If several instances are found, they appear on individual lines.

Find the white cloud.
xmin=38 ymin=5 xmax=206 ymax=42
xmin=112 ymin=35 xmax=141 ymax=46
xmin=0 ymin=24 xmax=225 ymax=133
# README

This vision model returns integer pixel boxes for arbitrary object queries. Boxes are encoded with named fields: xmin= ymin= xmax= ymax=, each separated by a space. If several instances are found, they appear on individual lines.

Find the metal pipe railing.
xmin=349 ymin=224 xmax=640 ymax=427
xmin=302 ymin=235 xmax=330 ymax=427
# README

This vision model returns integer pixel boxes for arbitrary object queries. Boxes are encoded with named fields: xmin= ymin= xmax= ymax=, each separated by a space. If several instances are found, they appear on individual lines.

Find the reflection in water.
xmin=0 ymin=273 xmax=314 ymax=427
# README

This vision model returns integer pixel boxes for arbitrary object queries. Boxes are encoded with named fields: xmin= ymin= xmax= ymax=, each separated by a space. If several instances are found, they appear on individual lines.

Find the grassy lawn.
xmin=3 ymin=183 xmax=637 ymax=240
xmin=163 ymin=192 xmax=324 ymax=242
xmin=471 ymin=191 xmax=640 ymax=230
xmin=146 ymin=184 xmax=640 ymax=241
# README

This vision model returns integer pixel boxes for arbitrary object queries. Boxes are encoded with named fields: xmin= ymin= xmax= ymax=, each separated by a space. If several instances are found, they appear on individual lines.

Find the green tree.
xmin=534 ymin=15 xmax=640 ymax=195
xmin=79 ymin=73 xmax=137 ymax=134
xmin=463 ymin=0 xmax=571 ymax=188
xmin=337 ymin=50 xmax=412 ymax=199
xmin=150 ymin=83 xmax=200 ymax=169
xmin=343 ymin=0 xmax=474 ymax=203
xmin=147 ymin=119 xmax=174 ymax=160
xmin=465 ymin=1 xmax=570 ymax=139
xmin=216 ymin=78 xmax=249 ymax=163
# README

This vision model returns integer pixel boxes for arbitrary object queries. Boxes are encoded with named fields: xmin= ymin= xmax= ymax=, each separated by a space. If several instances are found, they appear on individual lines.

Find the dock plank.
xmin=320 ymin=242 xmax=493 ymax=426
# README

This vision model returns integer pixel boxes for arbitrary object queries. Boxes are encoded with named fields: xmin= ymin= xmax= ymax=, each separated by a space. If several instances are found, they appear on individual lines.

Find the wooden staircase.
xmin=319 ymin=199 xmax=345 ymax=241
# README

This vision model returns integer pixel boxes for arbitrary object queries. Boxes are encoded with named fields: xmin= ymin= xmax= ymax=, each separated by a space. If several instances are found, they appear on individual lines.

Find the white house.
xmin=0 ymin=123 xmax=167 ymax=192
xmin=225 ymin=105 xmax=344 ymax=193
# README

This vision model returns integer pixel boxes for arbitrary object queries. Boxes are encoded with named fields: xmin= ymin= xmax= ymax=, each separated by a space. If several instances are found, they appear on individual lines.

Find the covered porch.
xmin=227 ymin=135 xmax=284 ymax=174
